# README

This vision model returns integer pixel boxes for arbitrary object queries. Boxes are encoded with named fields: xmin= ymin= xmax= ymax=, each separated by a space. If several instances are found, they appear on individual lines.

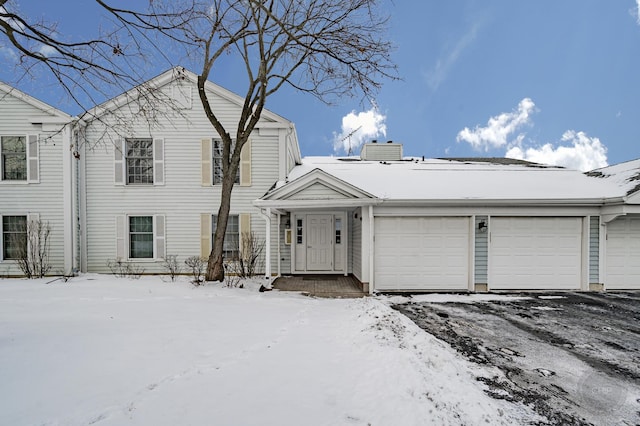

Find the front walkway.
xmin=272 ymin=275 xmax=367 ymax=298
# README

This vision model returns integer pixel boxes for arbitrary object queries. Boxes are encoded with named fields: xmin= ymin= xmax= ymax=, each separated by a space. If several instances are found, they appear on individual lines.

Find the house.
xmin=75 ymin=67 xmax=301 ymax=274
xmin=2 ymin=69 xmax=640 ymax=293
xmin=255 ymin=142 xmax=640 ymax=293
xmin=0 ymin=82 xmax=73 ymax=276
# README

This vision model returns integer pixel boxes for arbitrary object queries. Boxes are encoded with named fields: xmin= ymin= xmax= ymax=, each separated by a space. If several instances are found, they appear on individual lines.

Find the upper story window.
xmin=2 ymin=215 xmax=27 ymax=260
xmin=1 ymin=136 xmax=26 ymax=181
xmin=126 ymin=139 xmax=153 ymax=184
xmin=213 ymin=140 xmax=240 ymax=185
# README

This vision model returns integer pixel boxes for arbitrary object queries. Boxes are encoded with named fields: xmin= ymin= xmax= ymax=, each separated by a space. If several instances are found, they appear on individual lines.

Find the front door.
xmin=306 ymin=214 xmax=332 ymax=271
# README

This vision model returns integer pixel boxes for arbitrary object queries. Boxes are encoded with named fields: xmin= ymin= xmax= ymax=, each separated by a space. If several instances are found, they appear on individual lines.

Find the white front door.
xmin=306 ymin=214 xmax=332 ymax=271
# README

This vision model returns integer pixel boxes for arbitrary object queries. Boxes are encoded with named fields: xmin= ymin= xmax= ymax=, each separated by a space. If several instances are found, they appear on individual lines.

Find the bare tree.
xmin=153 ymin=0 xmax=397 ymax=281
xmin=0 ymin=0 xmax=195 ymax=111
xmin=2 ymin=0 xmax=397 ymax=282
xmin=12 ymin=218 xmax=51 ymax=279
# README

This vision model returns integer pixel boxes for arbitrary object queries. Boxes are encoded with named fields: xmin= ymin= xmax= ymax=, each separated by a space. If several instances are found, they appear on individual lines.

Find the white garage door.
xmin=606 ymin=217 xmax=640 ymax=290
xmin=489 ymin=217 xmax=582 ymax=290
xmin=374 ymin=217 xmax=470 ymax=291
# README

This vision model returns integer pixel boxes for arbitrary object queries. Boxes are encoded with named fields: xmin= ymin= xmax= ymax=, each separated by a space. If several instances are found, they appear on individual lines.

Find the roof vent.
xmin=360 ymin=141 xmax=403 ymax=161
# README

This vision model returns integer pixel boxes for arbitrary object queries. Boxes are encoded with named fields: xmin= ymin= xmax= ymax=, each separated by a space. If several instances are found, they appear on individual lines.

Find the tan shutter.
xmin=240 ymin=140 xmax=251 ymax=187
xmin=116 ymin=215 xmax=126 ymax=259
xmin=114 ymin=139 xmax=125 ymax=185
xmin=153 ymin=138 xmax=165 ymax=185
xmin=201 ymin=139 xmax=212 ymax=186
xmin=27 ymin=213 xmax=40 ymax=256
xmin=27 ymin=135 xmax=39 ymax=183
xmin=239 ymin=213 xmax=251 ymax=253
xmin=200 ymin=213 xmax=211 ymax=258
xmin=154 ymin=215 xmax=166 ymax=259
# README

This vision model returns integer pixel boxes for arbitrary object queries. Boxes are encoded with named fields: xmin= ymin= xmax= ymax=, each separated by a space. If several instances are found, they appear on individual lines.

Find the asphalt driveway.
xmin=393 ymin=292 xmax=640 ymax=425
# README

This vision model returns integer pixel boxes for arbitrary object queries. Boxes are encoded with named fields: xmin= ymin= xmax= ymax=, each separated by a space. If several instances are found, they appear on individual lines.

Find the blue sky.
xmin=3 ymin=1 xmax=640 ymax=170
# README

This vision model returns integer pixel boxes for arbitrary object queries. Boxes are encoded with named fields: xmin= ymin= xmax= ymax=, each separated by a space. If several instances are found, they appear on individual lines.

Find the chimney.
xmin=360 ymin=141 xmax=403 ymax=161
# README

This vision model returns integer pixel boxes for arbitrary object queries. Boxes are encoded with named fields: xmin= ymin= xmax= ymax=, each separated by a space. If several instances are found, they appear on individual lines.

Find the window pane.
xmin=129 ymin=216 xmax=153 ymax=258
xmin=126 ymin=139 xmax=153 ymax=184
xmin=1 ymin=136 xmax=27 ymax=181
xmin=212 ymin=214 xmax=239 ymax=259
xmin=335 ymin=218 xmax=342 ymax=244
xmin=212 ymin=139 xmax=240 ymax=185
xmin=296 ymin=219 xmax=303 ymax=244
xmin=2 ymin=216 xmax=27 ymax=260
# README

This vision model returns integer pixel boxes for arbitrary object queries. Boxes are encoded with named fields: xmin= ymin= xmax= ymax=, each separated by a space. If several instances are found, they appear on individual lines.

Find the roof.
xmin=270 ymin=156 xmax=625 ymax=203
xmin=80 ymin=66 xmax=294 ymax=126
xmin=587 ymin=159 xmax=640 ymax=197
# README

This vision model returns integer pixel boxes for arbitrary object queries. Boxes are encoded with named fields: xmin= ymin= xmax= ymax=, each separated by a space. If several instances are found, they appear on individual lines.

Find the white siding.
xmin=0 ymin=91 xmax=67 ymax=275
xmin=286 ymin=182 xmax=350 ymax=200
xmin=351 ymin=209 xmax=362 ymax=281
xmin=82 ymin=78 xmax=286 ymax=273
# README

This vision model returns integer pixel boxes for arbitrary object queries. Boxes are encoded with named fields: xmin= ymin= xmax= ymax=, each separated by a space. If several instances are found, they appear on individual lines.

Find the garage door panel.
xmin=490 ymin=218 xmax=582 ymax=290
xmin=606 ymin=217 xmax=640 ymax=290
xmin=375 ymin=217 xmax=470 ymax=291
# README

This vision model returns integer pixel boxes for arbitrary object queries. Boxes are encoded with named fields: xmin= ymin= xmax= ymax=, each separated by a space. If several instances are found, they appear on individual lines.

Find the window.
xmin=296 ymin=219 xmax=303 ymax=244
xmin=129 ymin=216 xmax=153 ymax=258
xmin=335 ymin=217 xmax=342 ymax=244
xmin=1 ymin=136 xmax=26 ymax=181
xmin=126 ymin=139 xmax=153 ymax=184
xmin=2 ymin=216 xmax=26 ymax=260
xmin=212 ymin=214 xmax=239 ymax=260
xmin=213 ymin=140 xmax=240 ymax=185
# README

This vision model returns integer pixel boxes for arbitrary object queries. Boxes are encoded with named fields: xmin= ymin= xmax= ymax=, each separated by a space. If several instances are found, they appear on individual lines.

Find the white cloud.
xmin=426 ymin=21 xmax=482 ymax=91
xmin=333 ymin=108 xmax=387 ymax=155
xmin=0 ymin=45 xmax=17 ymax=61
xmin=505 ymin=131 xmax=608 ymax=171
xmin=38 ymin=44 xmax=57 ymax=57
xmin=635 ymin=0 xmax=640 ymax=24
xmin=456 ymin=98 xmax=536 ymax=151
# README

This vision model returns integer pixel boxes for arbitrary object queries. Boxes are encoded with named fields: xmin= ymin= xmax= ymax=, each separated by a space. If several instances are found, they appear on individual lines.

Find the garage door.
xmin=606 ymin=217 xmax=640 ymax=290
xmin=374 ymin=217 xmax=470 ymax=291
xmin=489 ymin=217 xmax=582 ymax=290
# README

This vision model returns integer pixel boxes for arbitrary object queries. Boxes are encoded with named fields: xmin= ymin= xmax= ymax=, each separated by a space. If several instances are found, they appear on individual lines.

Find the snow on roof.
xmin=588 ymin=158 xmax=640 ymax=196
xmin=284 ymin=157 xmax=623 ymax=201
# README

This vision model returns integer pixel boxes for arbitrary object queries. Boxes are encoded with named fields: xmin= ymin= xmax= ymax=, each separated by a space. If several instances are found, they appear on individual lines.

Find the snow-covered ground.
xmin=0 ymin=274 xmax=542 ymax=425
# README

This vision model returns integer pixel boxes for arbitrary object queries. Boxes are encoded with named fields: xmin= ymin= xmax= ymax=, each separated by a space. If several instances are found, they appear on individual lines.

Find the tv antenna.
xmin=341 ymin=126 xmax=362 ymax=156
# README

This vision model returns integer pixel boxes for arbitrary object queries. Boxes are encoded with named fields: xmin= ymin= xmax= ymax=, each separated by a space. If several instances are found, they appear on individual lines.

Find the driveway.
xmin=392 ymin=292 xmax=640 ymax=425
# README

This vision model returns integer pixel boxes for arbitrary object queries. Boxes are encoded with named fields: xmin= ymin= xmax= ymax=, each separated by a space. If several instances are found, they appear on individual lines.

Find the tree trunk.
xmin=205 ymin=155 xmax=238 ymax=282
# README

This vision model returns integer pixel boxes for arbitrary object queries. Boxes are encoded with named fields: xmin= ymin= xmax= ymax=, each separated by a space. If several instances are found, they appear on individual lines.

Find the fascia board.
xmin=263 ymin=169 xmax=375 ymax=201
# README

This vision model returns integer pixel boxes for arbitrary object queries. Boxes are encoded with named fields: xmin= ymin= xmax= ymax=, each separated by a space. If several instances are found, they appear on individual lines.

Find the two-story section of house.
xmin=0 ymin=82 xmax=74 ymax=276
xmin=76 ymin=67 xmax=301 ymax=273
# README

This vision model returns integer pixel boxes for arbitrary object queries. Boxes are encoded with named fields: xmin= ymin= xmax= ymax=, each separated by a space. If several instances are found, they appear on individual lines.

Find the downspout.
xmin=368 ymin=204 xmax=374 ymax=294
xmin=260 ymin=208 xmax=272 ymax=285
xmin=276 ymin=212 xmax=281 ymax=277
xmin=62 ymin=124 xmax=73 ymax=276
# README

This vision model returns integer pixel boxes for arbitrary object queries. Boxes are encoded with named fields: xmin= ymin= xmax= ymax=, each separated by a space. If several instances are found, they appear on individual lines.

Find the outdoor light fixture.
xmin=285 ymin=219 xmax=291 ymax=229
xmin=478 ymin=220 xmax=487 ymax=233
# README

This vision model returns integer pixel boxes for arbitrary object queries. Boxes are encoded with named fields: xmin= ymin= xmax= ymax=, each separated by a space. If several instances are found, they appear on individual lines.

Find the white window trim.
xmin=116 ymin=214 xmax=166 ymax=261
xmin=115 ymin=138 xmax=165 ymax=186
xmin=0 ymin=134 xmax=31 ymax=184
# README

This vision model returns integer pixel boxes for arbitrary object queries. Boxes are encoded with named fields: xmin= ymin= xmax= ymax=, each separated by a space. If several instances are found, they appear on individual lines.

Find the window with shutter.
xmin=1 ymin=136 xmax=27 ymax=181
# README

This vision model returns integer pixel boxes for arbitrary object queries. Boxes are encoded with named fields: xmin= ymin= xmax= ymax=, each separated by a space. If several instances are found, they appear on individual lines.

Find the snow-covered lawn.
xmin=0 ymin=275 xmax=540 ymax=425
